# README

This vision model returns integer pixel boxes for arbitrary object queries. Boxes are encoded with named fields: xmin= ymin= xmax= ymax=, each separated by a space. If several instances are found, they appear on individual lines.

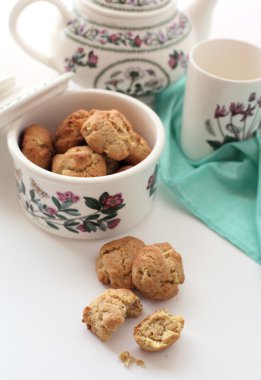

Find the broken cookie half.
xmin=134 ymin=308 xmax=184 ymax=352
xmin=82 ymin=288 xmax=143 ymax=342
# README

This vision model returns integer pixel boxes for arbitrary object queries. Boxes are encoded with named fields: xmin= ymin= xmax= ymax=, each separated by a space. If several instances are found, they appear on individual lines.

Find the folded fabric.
xmin=154 ymin=77 xmax=261 ymax=264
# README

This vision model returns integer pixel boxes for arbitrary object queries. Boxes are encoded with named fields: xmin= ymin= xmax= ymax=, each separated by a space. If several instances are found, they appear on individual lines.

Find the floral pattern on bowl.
xmin=15 ymin=166 xmax=158 ymax=235
xmin=147 ymin=164 xmax=158 ymax=196
xmin=15 ymin=172 xmax=126 ymax=234
xmin=205 ymin=92 xmax=261 ymax=150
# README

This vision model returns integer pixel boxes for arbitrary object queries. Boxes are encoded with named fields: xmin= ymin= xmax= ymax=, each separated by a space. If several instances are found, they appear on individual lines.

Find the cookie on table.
xmin=54 ymin=109 xmax=89 ymax=153
xmin=52 ymin=145 xmax=106 ymax=177
xmin=81 ymin=109 xmax=134 ymax=161
xmin=82 ymin=288 xmax=143 ymax=342
xmin=132 ymin=242 xmax=185 ymax=300
xmin=96 ymin=236 xmax=145 ymax=289
xmin=126 ymin=132 xmax=152 ymax=165
xmin=134 ymin=308 xmax=184 ymax=352
xmin=21 ymin=124 xmax=54 ymax=169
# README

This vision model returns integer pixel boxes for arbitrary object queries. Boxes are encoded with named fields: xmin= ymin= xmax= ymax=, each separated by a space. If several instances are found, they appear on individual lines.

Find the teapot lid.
xmin=82 ymin=0 xmax=173 ymax=13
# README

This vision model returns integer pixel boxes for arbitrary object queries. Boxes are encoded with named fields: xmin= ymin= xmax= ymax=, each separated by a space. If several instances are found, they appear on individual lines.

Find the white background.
xmin=0 ymin=1 xmax=261 ymax=380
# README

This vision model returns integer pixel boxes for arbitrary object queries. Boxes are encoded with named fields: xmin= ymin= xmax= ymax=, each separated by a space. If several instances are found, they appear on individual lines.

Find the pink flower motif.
xmin=46 ymin=207 xmax=57 ymax=215
xmin=147 ymin=174 xmax=155 ymax=190
xmin=107 ymin=218 xmax=121 ymax=229
xmin=168 ymin=56 xmax=178 ymax=69
xmin=108 ymin=33 xmax=120 ymax=43
xmin=214 ymin=105 xmax=229 ymax=118
xmin=77 ymin=224 xmax=86 ymax=232
xmin=56 ymin=191 xmax=80 ymax=203
xmin=229 ymin=102 xmax=245 ymax=116
xmin=103 ymin=193 xmax=123 ymax=209
xmin=87 ymin=51 xmax=98 ymax=66
xmin=133 ymin=35 xmax=143 ymax=47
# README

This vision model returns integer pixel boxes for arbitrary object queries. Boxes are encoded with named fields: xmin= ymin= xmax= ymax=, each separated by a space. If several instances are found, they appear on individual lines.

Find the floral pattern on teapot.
xmin=92 ymin=0 xmax=171 ymax=12
xmin=65 ymin=51 xmax=187 ymax=96
xmin=65 ymin=11 xmax=190 ymax=52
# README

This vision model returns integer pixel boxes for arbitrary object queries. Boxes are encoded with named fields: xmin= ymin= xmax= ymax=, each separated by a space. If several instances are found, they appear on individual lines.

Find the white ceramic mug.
xmin=181 ymin=38 xmax=261 ymax=161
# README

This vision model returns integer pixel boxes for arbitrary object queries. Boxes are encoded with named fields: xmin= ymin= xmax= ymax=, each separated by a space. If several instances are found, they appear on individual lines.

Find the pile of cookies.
xmin=20 ymin=109 xmax=152 ymax=177
xmin=82 ymin=236 xmax=185 ymax=353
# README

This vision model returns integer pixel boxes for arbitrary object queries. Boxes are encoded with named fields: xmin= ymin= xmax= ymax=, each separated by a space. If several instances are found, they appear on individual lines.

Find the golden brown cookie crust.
xmin=54 ymin=109 xmax=89 ymax=153
xmin=81 ymin=109 xmax=134 ymax=161
xmin=132 ymin=243 xmax=185 ymax=300
xmin=96 ymin=236 xmax=145 ymax=289
xmin=52 ymin=145 xmax=106 ymax=177
xmin=126 ymin=132 xmax=152 ymax=165
xmin=82 ymin=288 xmax=143 ymax=342
xmin=21 ymin=124 xmax=54 ymax=169
xmin=134 ymin=308 xmax=184 ymax=352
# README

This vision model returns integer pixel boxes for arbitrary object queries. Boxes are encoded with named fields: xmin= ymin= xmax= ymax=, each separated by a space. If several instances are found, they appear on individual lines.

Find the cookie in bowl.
xmin=7 ymin=89 xmax=165 ymax=239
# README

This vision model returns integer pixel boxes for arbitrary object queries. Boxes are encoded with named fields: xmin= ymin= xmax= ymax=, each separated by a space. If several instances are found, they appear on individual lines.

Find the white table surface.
xmin=0 ymin=1 xmax=260 ymax=380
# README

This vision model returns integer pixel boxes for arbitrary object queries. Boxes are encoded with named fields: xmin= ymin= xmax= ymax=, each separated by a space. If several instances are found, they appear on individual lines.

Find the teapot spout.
xmin=184 ymin=0 xmax=218 ymax=41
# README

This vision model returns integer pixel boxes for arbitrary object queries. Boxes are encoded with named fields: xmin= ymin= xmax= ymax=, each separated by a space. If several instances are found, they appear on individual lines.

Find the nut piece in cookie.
xmin=54 ymin=109 xmax=89 ymax=153
xmin=81 ymin=109 xmax=134 ymax=161
xmin=96 ymin=236 xmax=145 ymax=289
xmin=126 ymin=132 xmax=152 ymax=165
xmin=52 ymin=145 xmax=106 ymax=177
xmin=134 ymin=308 xmax=184 ymax=352
xmin=82 ymin=288 xmax=143 ymax=342
xmin=132 ymin=243 xmax=185 ymax=300
xmin=21 ymin=124 xmax=54 ymax=169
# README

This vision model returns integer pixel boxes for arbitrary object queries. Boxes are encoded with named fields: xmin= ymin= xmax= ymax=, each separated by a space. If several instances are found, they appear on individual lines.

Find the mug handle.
xmin=9 ymin=0 xmax=71 ymax=70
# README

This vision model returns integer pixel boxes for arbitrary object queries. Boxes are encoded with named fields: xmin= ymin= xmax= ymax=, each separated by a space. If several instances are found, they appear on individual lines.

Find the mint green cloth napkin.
xmin=154 ymin=77 xmax=261 ymax=264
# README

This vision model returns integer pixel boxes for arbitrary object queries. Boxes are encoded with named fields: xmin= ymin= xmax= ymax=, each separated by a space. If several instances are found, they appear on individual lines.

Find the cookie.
xmin=132 ymin=243 xmax=185 ymax=300
xmin=81 ymin=109 xmax=134 ymax=161
xmin=21 ymin=124 xmax=54 ymax=169
xmin=52 ymin=145 xmax=106 ymax=177
xmin=134 ymin=308 xmax=184 ymax=352
xmin=82 ymin=288 xmax=143 ymax=342
xmin=126 ymin=132 xmax=152 ymax=165
xmin=103 ymin=155 xmax=120 ymax=175
xmin=115 ymin=164 xmax=134 ymax=173
xmin=54 ymin=109 xmax=89 ymax=153
xmin=96 ymin=236 xmax=145 ymax=289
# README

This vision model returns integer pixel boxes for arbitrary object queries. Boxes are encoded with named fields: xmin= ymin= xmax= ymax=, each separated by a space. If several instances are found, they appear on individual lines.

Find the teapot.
xmin=9 ymin=0 xmax=218 ymax=102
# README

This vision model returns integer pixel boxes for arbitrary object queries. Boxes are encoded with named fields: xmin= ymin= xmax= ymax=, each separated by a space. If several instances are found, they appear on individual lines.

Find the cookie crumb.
xmin=119 ymin=351 xmax=145 ymax=368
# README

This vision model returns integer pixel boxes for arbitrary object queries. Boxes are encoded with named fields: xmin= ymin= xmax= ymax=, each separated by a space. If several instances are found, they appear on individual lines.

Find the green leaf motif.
xmin=21 ymin=181 xmax=26 ymax=195
xmin=64 ymin=225 xmax=79 ymax=233
xmin=30 ymin=189 xmax=35 ymax=200
xmin=46 ymin=221 xmax=59 ymax=230
xmin=84 ymin=220 xmax=97 ymax=232
xmin=62 ymin=208 xmax=81 ymax=216
xmin=206 ymin=140 xmax=223 ymax=150
xmin=52 ymin=196 xmax=61 ymax=210
xmin=101 ymin=208 xmax=118 ymax=216
xmin=99 ymin=192 xmax=109 ymax=205
xmin=84 ymin=196 xmax=101 ymax=210
xmin=61 ymin=199 xmax=73 ymax=209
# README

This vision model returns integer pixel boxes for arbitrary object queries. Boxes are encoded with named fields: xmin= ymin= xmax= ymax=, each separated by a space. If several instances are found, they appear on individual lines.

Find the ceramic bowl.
xmin=7 ymin=89 xmax=165 ymax=239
